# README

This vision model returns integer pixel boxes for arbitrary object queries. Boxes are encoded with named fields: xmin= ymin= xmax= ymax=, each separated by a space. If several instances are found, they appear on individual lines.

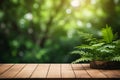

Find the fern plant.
xmin=111 ymin=40 xmax=120 ymax=61
xmin=102 ymin=25 xmax=114 ymax=43
xmin=71 ymin=25 xmax=120 ymax=63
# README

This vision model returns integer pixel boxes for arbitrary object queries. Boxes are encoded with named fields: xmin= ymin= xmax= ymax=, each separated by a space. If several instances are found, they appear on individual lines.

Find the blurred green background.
xmin=0 ymin=0 xmax=120 ymax=63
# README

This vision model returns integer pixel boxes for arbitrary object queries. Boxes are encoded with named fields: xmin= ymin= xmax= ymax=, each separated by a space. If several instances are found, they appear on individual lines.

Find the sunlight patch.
xmin=97 ymin=31 xmax=102 ymax=36
xmin=83 ymin=9 xmax=93 ymax=17
xmin=91 ymin=0 xmax=96 ymax=4
xmin=77 ymin=20 xmax=83 ymax=28
xmin=66 ymin=9 xmax=72 ymax=14
xmin=33 ymin=3 xmax=39 ymax=9
xmin=67 ymin=30 xmax=75 ymax=38
xmin=24 ymin=13 xmax=33 ymax=20
xmin=114 ymin=0 xmax=119 ymax=4
xmin=71 ymin=0 xmax=80 ymax=7
xmin=86 ymin=23 xmax=92 ymax=28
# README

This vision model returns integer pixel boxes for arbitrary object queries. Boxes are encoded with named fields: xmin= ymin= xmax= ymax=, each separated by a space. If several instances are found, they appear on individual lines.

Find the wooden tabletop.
xmin=0 ymin=64 xmax=120 ymax=79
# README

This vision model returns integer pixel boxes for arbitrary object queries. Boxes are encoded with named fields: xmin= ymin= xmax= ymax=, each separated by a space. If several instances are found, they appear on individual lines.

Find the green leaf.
xmin=72 ymin=57 xmax=92 ymax=63
xmin=102 ymin=25 xmax=114 ymax=43
xmin=76 ymin=45 xmax=94 ymax=50
xmin=71 ymin=51 xmax=89 ymax=55
xmin=111 ymin=56 xmax=120 ymax=61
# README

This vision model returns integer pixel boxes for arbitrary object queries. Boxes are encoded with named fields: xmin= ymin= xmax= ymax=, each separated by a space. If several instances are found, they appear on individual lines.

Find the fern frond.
xmin=72 ymin=57 xmax=92 ymax=63
xmin=99 ymin=49 xmax=113 ymax=53
xmin=76 ymin=45 xmax=94 ymax=50
xmin=111 ymin=56 xmax=120 ymax=61
xmin=113 ymin=40 xmax=120 ymax=45
xmin=102 ymin=25 xmax=114 ymax=43
xmin=71 ymin=51 xmax=82 ymax=55
xmin=103 ymin=44 xmax=115 ymax=49
xmin=71 ymin=51 xmax=88 ymax=55
xmin=92 ymin=43 xmax=104 ymax=48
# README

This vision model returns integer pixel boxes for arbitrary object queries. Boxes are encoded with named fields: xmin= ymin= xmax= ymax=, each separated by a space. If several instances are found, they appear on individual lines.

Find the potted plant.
xmin=71 ymin=25 xmax=120 ymax=69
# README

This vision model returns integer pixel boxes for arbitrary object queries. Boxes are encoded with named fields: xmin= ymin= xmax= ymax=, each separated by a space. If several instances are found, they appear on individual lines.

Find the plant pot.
xmin=90 ymin=61 xmax=120 ymax=69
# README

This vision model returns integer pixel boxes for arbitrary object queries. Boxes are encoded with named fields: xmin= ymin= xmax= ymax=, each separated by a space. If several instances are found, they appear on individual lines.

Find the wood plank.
xmin=47 ymin=64 xmax=61 ymax=78
xmin=82 ymin=64 xmax=107 ymax=78
xmin=31 ymin=64 xmax=50 ymax=78
xmin=15 ymin=64 xmax=37 ymax=78
xmin=71 ymin=64 xmax=91 ymax=78
xmin=0 ymin=64 xmax=25 ymax=78
xmin=100 ymin=69 xmax=120 ymax=78
xmin=61 ymin=64 xmax=75 ymax=78
xmin=0 ymin=64 xmax=119 ymax=79
xmin=0 ymin=64 xmax=13 ymax=75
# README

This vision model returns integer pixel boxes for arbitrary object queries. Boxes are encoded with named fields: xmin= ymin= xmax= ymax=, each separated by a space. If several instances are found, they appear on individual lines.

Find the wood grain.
xmin=0 ymin=64 xmax=25 ymax=78
xmin=82 ymin=64 xmax=107 ymax=78
xmin=61 ymin=64 xmax=75 ymax=78
xmin=0 ymin=64 xmax=13 ymax=75
xmin=31 ymin=64 xmax=50 ymax=78
xmin=100 ymin=69 xmax=120 ymax=78
xmin=15 ymin=64 xmax=37 ymax=78
xmin=0 ymin=64 xmax=119 ymax=79
xmin=72 ymin=64 xmax=91 ymax=78
xmin=47 ymin=64 xmax=61 ymax=78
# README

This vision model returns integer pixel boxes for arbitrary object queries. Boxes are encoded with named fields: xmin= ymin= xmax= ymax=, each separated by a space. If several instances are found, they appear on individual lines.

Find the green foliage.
xmin=72 ymin=26 xmax=120 ymax=63
xmin=1 ymin=0 xmax=120 ymax=63
xmin=112 ymin=56 xmax=120 ymax=61
xmin=72 ymin=58 xmax=92 ymax=63
xmin=102 ymin=25 xmax=114 ymax=43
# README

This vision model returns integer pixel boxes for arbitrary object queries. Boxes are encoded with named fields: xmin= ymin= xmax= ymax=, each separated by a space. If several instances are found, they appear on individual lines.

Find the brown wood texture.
xmin=47 ymin=64 xmax=61 ymax=78
xmin=31 ymin=64 xmax=50 ymax=78
xmin=71 ymin=64 xmax=91 ymax=78
xmin=15 ymin=64 xmax=37 ymax=78
xmin=61 ymin=64 xmax=75 ymax=78
xmin=0 ymin=64 xmax=25 ymax=78
xmin=82 ymin=64 xmax=107 ymax=78
xmin=0 ymin=64 xmax=120 ymax=79
xmin=0 ymin=64 xmax=14 ymax=75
